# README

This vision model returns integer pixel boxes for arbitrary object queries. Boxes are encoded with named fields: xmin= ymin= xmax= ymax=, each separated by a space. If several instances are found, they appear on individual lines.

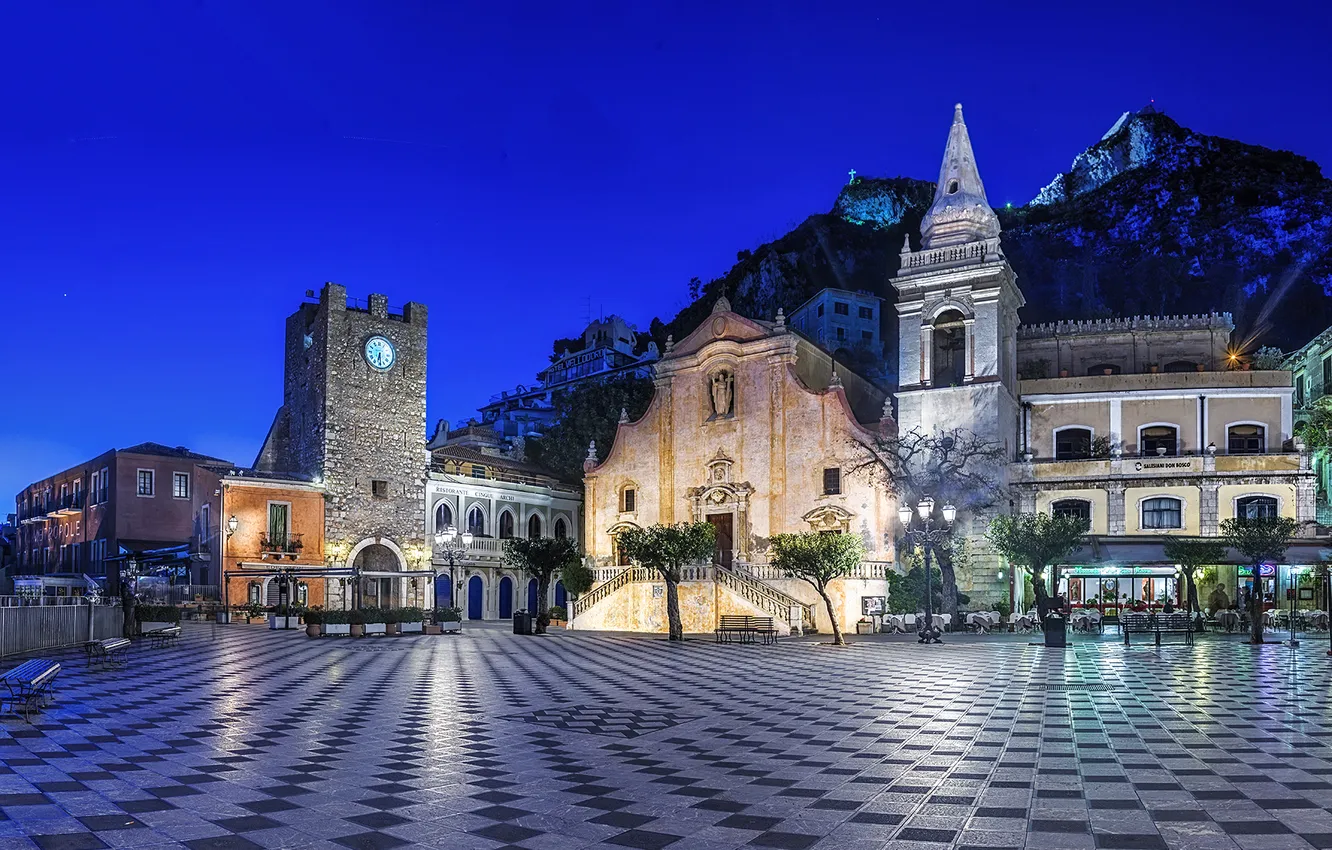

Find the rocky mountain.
xmin=658 ymin=107 xmax=1332 ymax=381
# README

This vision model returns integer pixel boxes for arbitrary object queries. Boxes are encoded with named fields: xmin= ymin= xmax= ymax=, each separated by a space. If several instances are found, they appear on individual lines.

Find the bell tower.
xmin=892 ymin=104 xmax=1024 ymax=457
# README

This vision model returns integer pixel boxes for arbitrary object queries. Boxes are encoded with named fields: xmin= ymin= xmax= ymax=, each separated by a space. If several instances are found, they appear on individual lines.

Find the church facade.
xmin=577 ymin=299 xmax=895 ymax=635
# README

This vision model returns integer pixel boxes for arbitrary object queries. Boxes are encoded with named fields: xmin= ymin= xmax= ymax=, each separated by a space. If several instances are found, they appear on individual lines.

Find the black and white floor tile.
xmin=1 ymin=622 xmax=1330 ymax=849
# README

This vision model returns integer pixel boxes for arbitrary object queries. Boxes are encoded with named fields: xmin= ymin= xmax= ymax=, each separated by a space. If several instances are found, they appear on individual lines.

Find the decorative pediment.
xmin=706 ymin=449 xmax=734 ymax=484
xmin=802 ymin=504 xmax=855 ymax=533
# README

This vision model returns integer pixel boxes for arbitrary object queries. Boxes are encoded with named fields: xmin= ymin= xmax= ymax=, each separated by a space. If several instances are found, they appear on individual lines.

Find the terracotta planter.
xmin=1148 ymin=365 xmax=1159 ymax=373
xmin=424 ymin=624 xmax=442 ymax=635
xmin=385 ymin=622 xmax=400 ymax=636
xmin=306 ymin=623 xmax=322 ymax=638
xmin=1059 ymin=369 xmax=1070 ymax=378
xmin=550 ymin=619 xmax=567 ymax=628
xmin=350 ymin=623 xmax=365 ymax=638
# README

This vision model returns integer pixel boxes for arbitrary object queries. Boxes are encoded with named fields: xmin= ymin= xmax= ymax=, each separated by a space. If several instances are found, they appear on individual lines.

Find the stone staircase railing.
xmin=568 ymin=567 xmax=633 ymax=620
xmin=716 ymin=563 xmax=815 ymax=626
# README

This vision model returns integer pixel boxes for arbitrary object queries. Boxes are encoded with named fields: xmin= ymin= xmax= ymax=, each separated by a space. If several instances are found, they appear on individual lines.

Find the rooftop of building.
xmin=118 ymin=442 xmax=233 ymax=463
xmin=1020 ymin=368 xmax=1290 ymax=396
xmin=789 ymin=287 xmax=884 ymax=317
xmin=1017 ymin=313 xmax=1234 ymax=339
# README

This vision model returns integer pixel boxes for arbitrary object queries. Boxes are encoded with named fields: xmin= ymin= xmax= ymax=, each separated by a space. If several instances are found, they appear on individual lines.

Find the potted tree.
xmin=399 ymin=607 xmax=424 ymax=634
xmin=349 ymin=608 xmax=366 ymax=638
xmin=363 ymin=607 xmax=386 ymax=636
xmin=323 ymin=608 xmax=350 ymax=636
xmin=548 ymin=605 xmax=567 ymax=628
xmin=304 ymin=607 xmax=323 ymax=638
xmin=436 ymin=606 xmax=462 ymax=633
xmin=384 ymin=607 xmax=401 ymax=636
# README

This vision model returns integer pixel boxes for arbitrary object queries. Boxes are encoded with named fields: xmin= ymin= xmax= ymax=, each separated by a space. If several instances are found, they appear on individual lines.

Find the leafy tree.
xmin=1295 ymin=396 xmax=1332 ymax=451
xmin=527 ymin=375 xmax=655 ymax=483
xmin=1161 ymin=537 xmax=1227 ymax=627
xmin=502 ymin=537 xmax=581 ymax=634
xmin=1221 ymin=515 xmax=1300 ymax=644
xmin=559 ymin=557 xmax=595 ymax=600
xmin=987 ymin=513 xmax=1089 ymax=621
xmin=617 ymin=522 xmax=716 ymax=641
xmin=850 ymin=427 xmax=1005 ymax=626
xmin=769 ymin=532 xmax=864 ymax=646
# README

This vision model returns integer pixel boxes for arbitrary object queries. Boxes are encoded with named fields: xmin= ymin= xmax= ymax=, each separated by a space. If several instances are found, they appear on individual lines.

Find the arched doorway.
xmin=467 ymin=575 xmax=484 ymax=620
xmin=353 ymin=542 xmax=402 ymax=609
xmin=526 ymin=578 xmax=538 ymax=612
xmin=435 ymin=575 xmax=453 ymax=609
xmin=555 ymin=581 xmax=566 ymax=608
xmin=499 ymin=576 xmax=514 ymax=619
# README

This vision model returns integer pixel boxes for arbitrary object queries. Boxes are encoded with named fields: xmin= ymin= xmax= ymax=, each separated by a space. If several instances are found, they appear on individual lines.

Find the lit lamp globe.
xmin=898 ymin=506 xmax=913 ymax=527
xmin=917 ymin=496 xmax=935 ymax=520
xmin=942 ymin=503 xmax=957 ymax=523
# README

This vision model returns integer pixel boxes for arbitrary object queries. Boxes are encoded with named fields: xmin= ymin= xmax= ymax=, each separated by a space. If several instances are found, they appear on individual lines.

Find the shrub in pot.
xmin=136 ymin=604 xmax=180 ymax=634
xmin=363 ymin=607 xmax=386 ymax=636
xmin=349 ymin=608 xmax=366 ymax=638
xmin=435 ymin=606 xmax=463 ymax=633
xmin=383 ymin=606 xmax=401 ymax=636
xmin=549 ymin=605 xmax=567 ymax=626
xmin=323 ymin=608 xmax=350 ymax=636
xmin=303 ymin=607 xmax=324 ymax=637
xmin=399 ymin=607 xmax=424 ymax=634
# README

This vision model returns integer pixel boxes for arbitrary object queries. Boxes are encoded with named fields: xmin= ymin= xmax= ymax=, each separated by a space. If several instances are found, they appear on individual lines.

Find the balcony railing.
xmin=53 ymin=492 xmax=84 ymax=515
xmin=258 ymin=533 xmax=304 ymax=560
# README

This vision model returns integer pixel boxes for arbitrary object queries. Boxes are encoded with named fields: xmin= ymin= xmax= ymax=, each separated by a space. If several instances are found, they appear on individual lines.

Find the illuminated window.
xmin=1142 ymin=497 xmax=1182 ymax=530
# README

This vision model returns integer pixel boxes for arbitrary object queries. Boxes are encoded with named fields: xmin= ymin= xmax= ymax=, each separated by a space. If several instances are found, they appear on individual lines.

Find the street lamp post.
xmin=898 ymin=496 xmax=956 ymax=645
xmin=435 ymin=526 xmax=473 ymax=612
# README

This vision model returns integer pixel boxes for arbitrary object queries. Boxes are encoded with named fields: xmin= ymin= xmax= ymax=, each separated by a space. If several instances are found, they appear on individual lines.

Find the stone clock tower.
xmin=256 ymin=282 xmax=428 ymax=603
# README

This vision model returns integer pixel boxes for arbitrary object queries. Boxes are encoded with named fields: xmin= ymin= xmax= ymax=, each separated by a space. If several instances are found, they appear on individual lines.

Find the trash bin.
xmin=513 ymin=610 xmax=532 ymax=635
xmin=1044 ymin=613 xmax=1067 ymax=648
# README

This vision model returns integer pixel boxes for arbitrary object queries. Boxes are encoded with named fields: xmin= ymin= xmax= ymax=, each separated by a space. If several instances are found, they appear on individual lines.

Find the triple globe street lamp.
xmin=898 ymin=496 xmax=956 ymax=645
xmin=435 ymin=525 xmax=474 ymax=609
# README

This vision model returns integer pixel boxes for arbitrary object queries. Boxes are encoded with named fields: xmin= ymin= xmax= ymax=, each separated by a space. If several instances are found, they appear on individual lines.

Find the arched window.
xmin=1142 ymin=497 xmax=1183 ymax=530
xmin=1164 ymin=360 xmax=1197 ymax=373
xmin=1140 ymin=425 xmax=1179 ymax=457
xmin=528 ymin=514 xmax=542 ymax=539
xmin=434 ymin=501 xmax=454 ymax=534
xmin=1054 ymin=428 xmax=1093 ymax=460
xmin=554 ymin=518 xmax=568 ymax=540
xmin=931 ymin=310 xmax=966 ymax=387
xmin=467 ymin=506 xmax=486 ymax=537
xmin=1236 ymin=495 xmax=1278 ymax=519
xmin=946 ymin=179 xmax=959 ymax=195
xmin=498 ymin=510 xmax=514 ymax=539
xmin=1052 ymin=499 xmax=1091 ymax=523
xmin=1087 ymin=364 xmax=1121 ymax=376
xmin=1228 ymin=424 xmax=1265 ymax=454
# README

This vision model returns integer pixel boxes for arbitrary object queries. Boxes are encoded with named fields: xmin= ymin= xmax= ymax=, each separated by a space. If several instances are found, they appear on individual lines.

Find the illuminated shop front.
xmin=1057 ymin=566 xmax=1179 ymax=614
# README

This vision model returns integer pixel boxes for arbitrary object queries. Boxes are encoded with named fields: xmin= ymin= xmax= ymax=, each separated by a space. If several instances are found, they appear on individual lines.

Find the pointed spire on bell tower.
xmin=919 ymin=103 xmax=1001 ymax=250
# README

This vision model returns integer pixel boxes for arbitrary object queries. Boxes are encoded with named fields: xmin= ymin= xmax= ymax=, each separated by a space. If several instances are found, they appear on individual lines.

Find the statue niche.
xmin=709 ymin=370 xmax=734 ymax=419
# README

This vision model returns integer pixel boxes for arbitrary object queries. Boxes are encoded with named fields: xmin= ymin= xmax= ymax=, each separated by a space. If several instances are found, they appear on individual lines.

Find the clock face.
xmin=364 ymin=336 xmax=396 ymax=371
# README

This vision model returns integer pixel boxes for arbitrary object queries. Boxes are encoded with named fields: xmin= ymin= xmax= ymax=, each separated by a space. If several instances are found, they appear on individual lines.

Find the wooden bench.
xmin=1 ymin=660 xmax=60 ymax=722
xmin=146 ymin=625 xmax=181 ymax=648
xmin=84 ymin=637 xmax=131 ymax=669
xmin=714 ymin=615 xmax=778 ymax=645
xmin=1122 ymin=612 xmax=1194 ymax=647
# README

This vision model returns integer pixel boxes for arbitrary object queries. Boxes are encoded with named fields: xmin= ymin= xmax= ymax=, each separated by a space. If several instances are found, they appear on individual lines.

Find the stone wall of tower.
xmin=318 ymin=287 xmax=429 ymax=552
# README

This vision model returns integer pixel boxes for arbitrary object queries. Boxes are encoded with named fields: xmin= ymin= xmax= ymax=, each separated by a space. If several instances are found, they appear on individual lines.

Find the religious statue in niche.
xmin=709 ymin=370 xmax=734 ymax=418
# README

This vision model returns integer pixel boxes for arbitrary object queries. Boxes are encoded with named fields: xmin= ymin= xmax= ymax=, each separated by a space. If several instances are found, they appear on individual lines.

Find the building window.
xmin=1236 ymin=495 xmax=1278 ymax=519
xmin=1052 ymin=499 xmax=1091 ymax=523
xmin=371 ymin=479 xmax=388 ymax=499
xmin=498 ymin=510 xmax=515 ymax=539
xmin=622 ymin=487 xmax=636 ymax=513
xmin=1323 ymin=357 xmax=1332 ymax=395
xmin=554 ymin=518 xmax=568 ymax=540
xmin=1142 ymin=497 xmax=1183 ymax=530
xmin=861 ymin=330 xmax=873 ymax=341
xmin=1164 ymin=360 xmax=1197 ymax=373
xmin=836 ymin=327 xmax=846 ymax=340
xmin=267 ymin=502 xmax=290 ymax=548
xmin=173 ymin=472 xmax=190 ymax=499
xmin=248 ymin=582 xmax=261 ymax=604
xmin=467 ymin=506 xmax=486 ymax=536
xmin=1295 ymin=373 xmax=1305 ymax=408
xmin=834 ymin=302 xmax=849 ymax=315
xmin=528 ymin=514 xmax=542 ymax=539
xmin=1054 ymin=428 xmax=1093 ymax=460
xmin=1227 ymin=424 xmax=1265 ymax=454
xmin=1087 ymin=363 xmax=1121 ymax=376
xmin=471 ymin=465 xmax=486 ymax=479
xmin=98 ymin=467 xmax=109 ymax=503
xmin=817 ymin=304 xmax=825 ymax=317
xmin=1140 ymin=426 xmax=1179 ymax=456
xmin=435 ymin=502 xmax=454 ymax=533
xmin=823 ymin=468 xmax=842 ymax=495
xmin=137 ymin=469 xmax=154 ymax=497
xmin=858 ymin=306 xmax=873 ymax=320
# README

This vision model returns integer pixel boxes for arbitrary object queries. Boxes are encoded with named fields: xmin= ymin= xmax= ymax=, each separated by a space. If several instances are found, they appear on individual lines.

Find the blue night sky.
xmin=1 ymin=1 xmax=1327 ymax=501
